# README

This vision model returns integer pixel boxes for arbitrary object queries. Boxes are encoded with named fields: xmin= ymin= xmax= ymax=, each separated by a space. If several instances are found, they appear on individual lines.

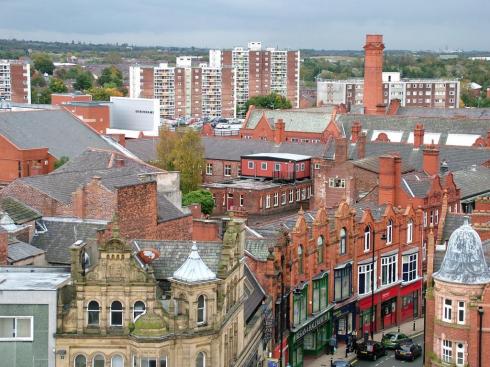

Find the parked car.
xmin=356 ymin=340 xmax=387 ymax=361
xmin=381 ymin=332 xmax=410 ymax=349
xmin=394 ymin=340 xmax=422 ymax=361
xmin=331 ymin=360 xmax=352 ymax=367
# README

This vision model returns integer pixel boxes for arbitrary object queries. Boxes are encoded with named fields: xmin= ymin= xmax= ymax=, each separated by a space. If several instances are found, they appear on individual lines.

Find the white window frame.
xmin=402 ymin=253 xmax=418 ymax=282
xmin=296 ymin=189 xmax=301 ymax=201
xmin=273 ymin=192 xmax=279 ymax=207
xmin=224 ymin=164 xmax=232 ymax=177
xmin=358 ymin=263 xmax=376 ymax=295
xmin=265 ymin=194 xmax=271 ymax=208
xmin=87 ymin=300 xmax=100 ymax=326
xmin=443 ymin=299 xmax=452 ymax=322
xmin=456 ymin=342 xmax=464 ymax=366
xmin=197 ymin=295 xmax=206 ymax=325
xmin=110 ymin=301 xmax=123 ymax=327
xmin=274 ymin=163 xmax=281 ymax=172
xmin=261 ymin=162 xmax=267 ymax=171
xmin=289 ymin=190 xmax=294 ymax=203
xmin=247 ymin=161 xmax=254 ymax=169
xmin=435 ymin=209 xmax=439 ymax=224
xmin=423 ymin=211 xmax=427 ymax=227
xmin=381 ymin=254 xmax=397 ymax=286
xmin=386 ymin=219 xmax=393 ymax=244
xmin=407 ymin=219 xmax=413 ymax=244
xmin=239 ymin=194 xmax=244 ymax=207
xmin=111 ymin=354 xmax=124 ymax=367
xmin=0 ymin=316 xmax=33 ymax=341
xmin=205 ymin=163 xmax=213 ymax=176
xmin=281 ymin=192 xmax=287 ymax=205
xmin=339 ymin=228 xmax=347 ymax=255
xmin=301 ymin=163 xmax=305 ymax=171
xmin=457 ymin=301 xmax=465 ymax=325
xmin=442 ymin=340 xmax=452 ymax=363
xmin=133 ymin=301 xmax=146 ymax=321
xmin=364 ymin=226 xmax=371 ymax=252
xmin=314 ymin=163 xmax=321 ymax=170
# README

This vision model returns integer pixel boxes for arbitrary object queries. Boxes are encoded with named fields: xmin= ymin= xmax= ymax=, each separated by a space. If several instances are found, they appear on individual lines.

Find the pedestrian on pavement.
xmin=329 ymin=335 xmax=337 ymax=355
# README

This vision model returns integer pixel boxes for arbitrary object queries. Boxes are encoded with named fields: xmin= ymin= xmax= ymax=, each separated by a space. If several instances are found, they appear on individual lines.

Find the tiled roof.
xmin=7 ymin=240 xmax=45 ymax=263
xmin=0 ymin=110 xmax=117 ymax=159
xmin=245 ymin=238 xmax=276 ymax=261
xmin=396 ymin=107 xmax=490 ymax=119
xmin=133 ymin=240 xmax=223 ymax=280
xmin=243 ymin=263 xmax=265 ymax=321
xmin=31 ymin=217 xmax=107 ymax=264
xmin=245 ymin=109 xmax=331 ymax=133
xmin=452 ymin=166 xmax=490 ymax=199
xmin=0 ymin=196 xmax=41 ymax=224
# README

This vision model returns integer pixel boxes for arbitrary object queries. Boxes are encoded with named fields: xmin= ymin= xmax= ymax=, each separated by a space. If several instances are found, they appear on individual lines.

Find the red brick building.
xmin=62 ymin=101 xmax=110 ymax=134
xmin=0 ymin=60 xmax=30 ymax=103
xmin=51 ymin=92 xmax=92 ymax=106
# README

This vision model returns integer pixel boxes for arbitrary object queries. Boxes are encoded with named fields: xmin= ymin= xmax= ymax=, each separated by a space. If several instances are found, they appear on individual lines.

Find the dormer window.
xmin=197 ymin=295 xmax=206 ymax=325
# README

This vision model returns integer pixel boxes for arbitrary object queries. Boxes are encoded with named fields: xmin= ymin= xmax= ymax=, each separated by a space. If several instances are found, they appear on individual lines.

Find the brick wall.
xmin=203 ymin=159 xmax=241 ymax=183
xmin=0 ymin=230 xmax=7 ymax=265
xmin=72 ymin=177 xmax=116 ymax=220
xmin=63 ymin=104 xmax=110 ymax=134
xmin=155 ymin=215 xmax=193 ymax=240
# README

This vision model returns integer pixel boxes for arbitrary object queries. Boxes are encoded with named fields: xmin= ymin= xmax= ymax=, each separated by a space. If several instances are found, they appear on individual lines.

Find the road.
xmin=353 ymin=334 xmax=423 ymax=367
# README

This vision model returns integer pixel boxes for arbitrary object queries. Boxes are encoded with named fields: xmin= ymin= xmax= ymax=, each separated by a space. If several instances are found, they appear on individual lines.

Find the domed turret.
xmin=434 ymin=217 xmax=490 ymax=284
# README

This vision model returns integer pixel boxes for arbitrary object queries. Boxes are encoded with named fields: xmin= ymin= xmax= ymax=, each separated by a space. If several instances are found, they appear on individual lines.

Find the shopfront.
xmin=333 ymin=301 xmax=356 ymax=342
xmin=400 ymin=279 xmax=422 ymax=322
xmin=358 ymin=296 xmax=377 ymax=335
xmin=289 ymin=306 xmax=333 ymax=367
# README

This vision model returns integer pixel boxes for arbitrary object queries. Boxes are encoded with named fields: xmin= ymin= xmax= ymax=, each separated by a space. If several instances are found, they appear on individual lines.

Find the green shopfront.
xmin=289 ymin=272 xmax=333 ymax=367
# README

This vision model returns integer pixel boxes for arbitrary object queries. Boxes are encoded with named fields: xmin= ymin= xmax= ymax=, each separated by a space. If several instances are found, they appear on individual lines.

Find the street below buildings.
xmin=353 ymin=334 xmax=423 ymax=367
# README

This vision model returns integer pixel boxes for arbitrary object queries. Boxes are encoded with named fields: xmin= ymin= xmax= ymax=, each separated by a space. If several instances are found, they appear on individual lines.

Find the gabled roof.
xmin=7 ymin=240 xmax=45 ymax=263
xmin=396 ymin=107 xmax=490 ymax=119
xmin=157 ymin=194 xmax=189 ymax=223
xmin=172 ymin=243 xmax=217 ymax=283
xmin=0 ymin=197 xmax=42 ymax=224
xmin=243 ymin=263 xmax=266 ymax=321
xmin=401 ymin=172 xmax=434 ymax=198
xmin=246 ymin=238 xmax=276 ymax=261
xmin=244 ymin=109 xmax=331 ymax=133
xmin=133 ymin=240 xmax=223 ymax=280
xmin=452 ymin=166 xmax=490 ymax=200
xmin=31 ymin=217 xmax=107 ymax=264
xmin=0 ymin=110 xmax=118 ymax=159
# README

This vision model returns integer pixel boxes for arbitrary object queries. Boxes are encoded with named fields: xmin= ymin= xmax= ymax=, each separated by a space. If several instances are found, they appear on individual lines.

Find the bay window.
xmin=334 ymin=264 xmax=352 ymax=301
xmin=312 ymin=275 xmax=328 ymax=313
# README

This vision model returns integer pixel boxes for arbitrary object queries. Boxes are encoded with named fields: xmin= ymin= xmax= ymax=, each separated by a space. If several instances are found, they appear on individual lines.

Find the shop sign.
xmin=292 ymin=310 xmax=331 ymax=343
xmin=381 ymin=286 xmax=398 ymax=301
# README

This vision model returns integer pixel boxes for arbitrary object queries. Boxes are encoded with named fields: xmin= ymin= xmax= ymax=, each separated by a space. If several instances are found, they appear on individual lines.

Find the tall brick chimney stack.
xmin=274 ymin=119 xmax=285 ymax=144
xmin=357 ymin=132 xmax=366 ymax=159
xmin=351 ymin=121 xmax=362 ymax=143
xmin=423 ymin=143 xmax=440 ymax=176
xmin=414 ymin=123 xmax=425 ymax=148
xmin=363 ymin=34 xmax=385 ymax=115
xmin=335 ymin=137 xmax=348 ymax=163
xmin=378 ymin=155 xmax=401 ymax=206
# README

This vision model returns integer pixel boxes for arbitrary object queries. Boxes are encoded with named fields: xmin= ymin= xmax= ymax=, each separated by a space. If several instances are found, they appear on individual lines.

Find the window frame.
xmin=247 ymin=161 xmax=254 ymax=169
xmin=407 ymin=219 xmax=413 ymax=244
xmin=339 ymin=228 xmax=347 ymax=255
xmin=334 ymin=264 xmax=352 ymax=302
xmin=381 ymin=254 xmax=398 ymax=286
xmin=87 ymin=300 xmax=100 ymax=326
xmin=358 ymin=262 xmax=376 ymax=296
xmin=110 ymin=300 xmax=123 ymax=327
xmin=197 ymin=295 xmax=206 ymax=325
xmin=317 ymin=236 xmax=324 ymax=264
xmin=265 ymin=194 xmax=271 ymax=208
xmin=205 ymin=163 xmax=213 ymax=176
xmin=364 ymin=226 xmax=371 ymax=252
xmin=260 ymin=162 xmax=267 ymax=171
xmin=298 ymin=245 xmax=304 ymax=274
xmin=273 ymin=192 xmax=279 ymax=207
xmin=443 ymin=299 xmax=452 ymax=322
xmin=289 ymin=190 xmax=294 ymax=203
xmin=74 ymin=354 xmax=87 ymax=367
xmin=402 ymin=253 xmax=418 ymax=282
xmin=239 ymin=194 xmax=244 ymax=207
xmin=133 ymin=301 xmax=146 ymax=322
xmin=442 ymin=340 xmax=452 ymax=363
xmin=196 ymin=352 xmax=206 ymax=367
xmin=0 ymin=316 xmax=33 ymax=341
xmin=386 ymin=219 xmax=393 ymax=244
xmin=457 ymin=301 xmax=465 ymax=325
xmin=111 ymin=355 xmax=124 ymax=367
xmin=93 ymin=354 xmax=106 ymax=367
xmin=224 ymin=164 xmax=232 ymax=177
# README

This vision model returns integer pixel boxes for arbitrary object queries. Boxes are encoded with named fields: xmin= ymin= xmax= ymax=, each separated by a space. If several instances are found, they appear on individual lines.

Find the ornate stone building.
xmin=54 ymin=218 xmax=267 ymax=367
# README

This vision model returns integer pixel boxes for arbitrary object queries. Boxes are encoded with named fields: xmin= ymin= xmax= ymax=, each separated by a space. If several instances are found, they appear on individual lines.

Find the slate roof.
xmin=157 ymin=194 xmax=189 ymax=223
xmin=133 ymin=240 xmax=223 ymax=281
xmin=18 ymin=149 xmax=162 ymax=204
xmin=243 ymin=263 xmax=266 ymax=321
xmin=31 ymin=217 xmax=107 ymax=264
xmin=452 ymin=166 xmax=490 ymax=199
xmin=353 ymin=155 xmax=414 ymax=174
xmin=401 ymin=172 xmax=433 ymax=198
xmin=0 ymin=197 xmax=41 ymax=224
xmin=172 ymin=243 xmax=217 ymax=283
xmin=7 ymin=240 xmax=45 ymax=263
xmin=396 ymin=107 xmax=490 ymax=119
xmin=0 ymin=110 xmax=117 ymax=159
xmin=245 ymin=238 xmax=276 ymax=261
xmin=441 ymin=214 xmax=468 ymax=244
xmin=245 ymin=109 xmax=331 ymax=133
xmin=434 ymin=219 xmax=490 ymax=284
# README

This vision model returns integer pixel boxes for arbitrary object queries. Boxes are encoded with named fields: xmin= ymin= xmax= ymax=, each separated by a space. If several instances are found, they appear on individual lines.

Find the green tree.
xmin=243 ymin=93 xmax=292 ymax=114
xmin=172 ymin=129 xmax=205 ymax=194
xmin=32 ymin=88 xmax=51 ymax=104
xmin=73 ymin=71 xmax=94 ymax=91
xmin=54 ymin=156 xmax=69 ymax=169
xmin=182 ymin=189 xmax=214 ymax=215
xmin=49 ymin=78 xmax=68 ymax=93
xmin=98 ymin=66 xmax=123 ymax=88
xmin=155 ymin=126 xmax=178 ymax=170
xmin=32 ymin=53 xmax=55 ymax=75
xmin=87 ymin=86 xmax=124 ymax=101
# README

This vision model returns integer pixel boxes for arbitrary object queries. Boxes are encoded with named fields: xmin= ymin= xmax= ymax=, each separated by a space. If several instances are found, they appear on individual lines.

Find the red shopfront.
xmin=358 ymin=285 xmax=400 ymax=334
xmin=399 ymin=279 xmax=422 ymax=323
xmin=272 ymin=337 xmax=289 ymax=366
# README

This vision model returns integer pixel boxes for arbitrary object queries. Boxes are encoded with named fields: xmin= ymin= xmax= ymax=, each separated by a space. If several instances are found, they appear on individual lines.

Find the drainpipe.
xmin=479 ymin=306 xmax=484 ymax=367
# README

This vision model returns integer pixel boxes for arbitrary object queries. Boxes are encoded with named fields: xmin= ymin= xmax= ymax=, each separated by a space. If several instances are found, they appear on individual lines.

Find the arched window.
xmin=386 ymin=219 xmax=393 ymax=244
xmin=87 ymin=301 xmax=99 ymax=326
xmin=110 ymin=301 xmax=123 ymax=326
xmin=196 ymin=352 xmax=206 ymax=367
xmin=298 ymin=245 xmax=304 ymax=274
xmin=74 ymin=355 xmax=87 ymax=367
xmin=339 ymin=228 xmax=347 ymax=254
xmin=364 ymin=226 xmax=371 ymax=252
xmin=93 ymin=354 xmax=105 ymax=367
xmin=317 ymin=236 xmax=324 ymax=264
xmin=407 ymin=219 xmax=413 ymax=244
xmin=133 ymin=301 xmax=146 ymax=321
xmin=111 ymin=355 xmax=124 ymax=367
xmin=197 ymin=295 xmax=206 ymax=325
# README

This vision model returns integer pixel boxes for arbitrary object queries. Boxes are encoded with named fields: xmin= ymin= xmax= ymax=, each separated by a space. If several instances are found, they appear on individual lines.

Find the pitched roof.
xmin=31 ymin=217 xmax=107 ymax=264
xmin=157 ymin=194 xmax=189 ymax=223
xmin=396 ymin=107 xmax=490 ymax=119
xmin=0 ymin=197 xmax=42 ymax=224
xmin=0 ymin=110 xmax=117 ymax=159
xmin=172 ymin=243 xmax=217 ymax=283
xmin=133 ymin=240 xmax=223 ymax=280
xmin=7 ymin=240 xmax=45 ymax=263
xmin=245 ymin=238 xmax=276 ymax=261
xmin=401 ymin=172 xmax=433 ymax=198
xmin=243 ymin=263 xmax=265 ymax=321
xmin=245 ymin=109 xmax=331 ymax=133
xmin=452 ymin=166 xmax=490 ymax=199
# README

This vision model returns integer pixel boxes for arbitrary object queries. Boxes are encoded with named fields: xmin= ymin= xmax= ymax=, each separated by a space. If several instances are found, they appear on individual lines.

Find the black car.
xmin=356 ymin=340 xmax=387 ymax=361
xmin=395 ymin=340 xmax=422 ymax=361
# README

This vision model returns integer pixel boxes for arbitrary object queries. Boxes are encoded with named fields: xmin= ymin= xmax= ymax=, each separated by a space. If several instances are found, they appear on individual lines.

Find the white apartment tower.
xmin=0 ymin=60 xmax=31 ymax=104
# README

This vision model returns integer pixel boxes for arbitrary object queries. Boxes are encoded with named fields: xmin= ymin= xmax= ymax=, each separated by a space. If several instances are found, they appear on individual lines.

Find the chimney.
xmin=357 ymin=132 xmax=366 ymax=159
xmin=423 ymin=144 xmax=439 ymax=176
xmin=387 ymin=99 xmax=401 ymax=115
xmin=426 ymin=225 xmax=435 ymax=285
xmin=0 ymin=230 xmax=7 ymax=265
xmin=414 ymin=123 xmax=425 ymax=148
xmin=274 ymin=119 xmax=285 ymax=144
xmin=114 ymin=158 xmax=125 ymax=168
xmin=335 ymin=137 xmax=348 ymax=163
xmin=351 ymin=121 xmax=362 ymax=143
xmin=378 ymin=155 xmax=401 ymax=206
xmin=363 ymin=34 xmax=385 ymax=115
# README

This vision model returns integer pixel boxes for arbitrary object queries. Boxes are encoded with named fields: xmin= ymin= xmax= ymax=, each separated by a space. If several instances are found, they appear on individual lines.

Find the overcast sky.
xmin=0 ymin=0 xmax=488 ymax=51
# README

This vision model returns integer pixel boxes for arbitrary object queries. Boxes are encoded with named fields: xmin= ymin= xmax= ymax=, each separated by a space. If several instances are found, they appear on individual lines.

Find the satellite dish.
xmin=138 ymin=248 xmax=160 ymax=264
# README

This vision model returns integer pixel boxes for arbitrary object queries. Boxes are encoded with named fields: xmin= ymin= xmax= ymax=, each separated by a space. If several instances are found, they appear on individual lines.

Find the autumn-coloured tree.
xmin=172 ymin=129 xmax=204 ymax=194
xmin=155 ymin=125 xmax=178 ymax=170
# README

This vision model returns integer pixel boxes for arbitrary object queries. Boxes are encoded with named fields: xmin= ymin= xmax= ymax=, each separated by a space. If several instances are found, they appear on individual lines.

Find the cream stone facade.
xmin=54 ymin=219 xmax=266 ymax=367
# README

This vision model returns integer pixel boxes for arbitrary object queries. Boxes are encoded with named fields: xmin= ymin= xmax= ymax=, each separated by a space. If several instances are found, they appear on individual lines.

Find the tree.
xmin=49 ymin=78 xmax=68 ymax=93
xmin=155 ymin=126 xmax=178 ymax=170
xmin=87 ymin=86 xmax=124 ymax=101
xmin=98 ymin=66 xmax=123 ymax=88
xmin=73 ymin=71 xmax=94 ymax=91
xmin=54 ymin=156 xmax=69 ymax=169
xmin=172 ymin=129 xmax=205 ymax=194
xmin=32 ymin=53 xmax=55 ymax=75
xmin=244 ymin=93 xmax=292 ymax=114
xmin=182 ymin=189 xmax=214 ymax=215
xmin=32 ymin=88 xmax=52 ymax=104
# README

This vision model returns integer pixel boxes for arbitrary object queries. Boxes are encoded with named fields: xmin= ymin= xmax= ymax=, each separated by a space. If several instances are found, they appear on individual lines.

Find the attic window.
xmin=34 ymin=220 xmax=47 ymax=235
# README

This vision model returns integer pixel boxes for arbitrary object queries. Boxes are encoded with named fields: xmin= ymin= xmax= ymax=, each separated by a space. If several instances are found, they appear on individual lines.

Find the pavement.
xmin=303 ymin=318 xmax=424 ymax=367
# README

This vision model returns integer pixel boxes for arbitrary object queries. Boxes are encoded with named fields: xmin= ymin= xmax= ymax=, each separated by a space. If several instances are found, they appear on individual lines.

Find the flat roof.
xmin=242 ymin=153 xmax=311 ymax=161
xmin=203 ymin=177 xmax=310 ymax=190
xmin=0 ymin=266 xmax=70 ymax=290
